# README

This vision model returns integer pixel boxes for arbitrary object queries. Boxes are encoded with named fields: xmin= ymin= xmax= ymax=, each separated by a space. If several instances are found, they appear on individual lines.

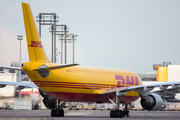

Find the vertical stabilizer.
xmin=22 ymin=3 xmax=51 ymax=63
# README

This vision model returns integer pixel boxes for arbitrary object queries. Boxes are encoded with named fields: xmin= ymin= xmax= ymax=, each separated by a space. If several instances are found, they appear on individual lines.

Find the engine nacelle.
xmin=39 ymin=89 xmax=56 ymax=109
xmin=39 ymin=89 xmax=66 ymax=109
xmin=39 ymin=89 xmax=49 ymax=98
xmin=140 ymin=93 xmax=163 ymax=111
xmin=43 ymin=97 xmax=56 ymax=109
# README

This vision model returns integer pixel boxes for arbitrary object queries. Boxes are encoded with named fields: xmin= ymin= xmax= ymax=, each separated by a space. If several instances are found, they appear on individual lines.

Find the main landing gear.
xmin=51 ymin=100 xmax=65 ymax=117
xmin=108 ymin=93 xmax=130 ymax=118
xmin=110 ymin=109 xmax=123 ymax=118
xmin=110 ymin=103 xmax=130 ymax=118
xmin=123 ymin=103 xmax=130 ymax=117
xmin=51 ymin=109 xmax=64 ymax=117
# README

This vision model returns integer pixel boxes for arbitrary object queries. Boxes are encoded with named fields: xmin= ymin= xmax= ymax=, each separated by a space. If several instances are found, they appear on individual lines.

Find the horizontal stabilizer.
xmin=33 ymin=64 xmax=79 ymax=71
xmin=0 ymin=66 xmax=22 ymax=71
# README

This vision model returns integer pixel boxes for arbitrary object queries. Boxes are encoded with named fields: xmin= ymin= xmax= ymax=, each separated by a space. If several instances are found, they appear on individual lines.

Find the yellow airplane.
xmin=1 ymin=2 xmax=180 ymax=118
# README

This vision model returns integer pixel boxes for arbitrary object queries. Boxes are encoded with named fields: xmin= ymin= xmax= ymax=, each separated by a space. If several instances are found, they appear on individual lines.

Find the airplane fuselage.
xmin=22 ymin=62 xmax=143 ymax=104
xmin=0 ymin=2 xmax=179 ymax=118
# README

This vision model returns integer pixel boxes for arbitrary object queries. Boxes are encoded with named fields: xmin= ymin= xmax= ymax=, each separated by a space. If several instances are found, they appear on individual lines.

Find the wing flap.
xmin=154 ymin=87 xmax=180 ymax=99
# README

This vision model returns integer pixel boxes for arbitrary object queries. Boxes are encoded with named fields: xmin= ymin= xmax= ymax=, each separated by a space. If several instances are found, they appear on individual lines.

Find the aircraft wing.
xmin=102 ymin=82 xmax=180 ymax=101
xmin=153 ymin=87 xmax=180 ymax=101
xmin=0 ymin=81 xmax=38 ymax=90
xmin=0 ymin=66 xmax=38 ymax=90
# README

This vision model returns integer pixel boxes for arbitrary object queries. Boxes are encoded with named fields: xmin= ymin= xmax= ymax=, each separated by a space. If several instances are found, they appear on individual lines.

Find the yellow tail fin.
xmin=22 ymin=3 xmax=51 ymax=63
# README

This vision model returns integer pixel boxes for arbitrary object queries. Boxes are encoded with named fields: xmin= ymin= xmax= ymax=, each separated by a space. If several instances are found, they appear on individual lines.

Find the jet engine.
xmin=39 ymin=89 xmax=66 ymax=109
xmin=39 ymin=89 xmax=56 ymax=109
xmin=43 ymin=97 xmax=56 ymax=109
xmin=140 ymin=93 xmax=163 ymax=111
xmin=39 ymin=89 xmax=49 ymax=98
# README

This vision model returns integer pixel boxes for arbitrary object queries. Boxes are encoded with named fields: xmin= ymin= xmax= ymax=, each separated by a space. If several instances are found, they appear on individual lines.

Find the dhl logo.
xmin=28 ymin=41 xmax=43 ymax=48
xmin=115 ymin=75 xmax=139 ymax=87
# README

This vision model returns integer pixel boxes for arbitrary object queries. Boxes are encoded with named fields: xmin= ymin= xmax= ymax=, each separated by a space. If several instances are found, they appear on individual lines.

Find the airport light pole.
xmin=36 ymin=13 xmax=59 ymax=63
xmin=59 ymin=33 xmax=78 ymax=64
xmin=49 ymin=25 xmax=69 ymax=63
xmin=17 ymin=35 xmax=23 ymax=98
xmin=72 ymin=35 xmax=78 ymax=64
xmin=36 ymin=13 xmax=59 ymax=37
xmin=49 ymin=26 xmax=54 ymax=62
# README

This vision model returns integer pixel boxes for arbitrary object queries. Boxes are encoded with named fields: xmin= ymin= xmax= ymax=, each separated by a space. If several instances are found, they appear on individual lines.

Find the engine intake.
xmin=140 ymin=93 xmax=163 ymax=111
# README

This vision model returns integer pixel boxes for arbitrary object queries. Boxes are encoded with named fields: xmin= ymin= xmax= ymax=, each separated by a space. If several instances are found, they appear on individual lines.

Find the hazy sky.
xmin=0 ymin=0 xmax=180 ymax=73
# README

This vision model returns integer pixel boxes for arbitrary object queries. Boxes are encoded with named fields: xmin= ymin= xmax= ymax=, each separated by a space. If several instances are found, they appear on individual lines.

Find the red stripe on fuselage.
xmin=41 ymin=85 xmax=110 ymax=90
xmin=37 ymin=85 xmax=110 ymax=90
xmin=47 ymin=91 xmax=139 ymax=103
xmin=33 ymin=81 xmax=114 ymax=86
xmin=33 ymin=81 xmax=134 ymax=89
xmin=38 ymin=84 xmax=111 ymax=88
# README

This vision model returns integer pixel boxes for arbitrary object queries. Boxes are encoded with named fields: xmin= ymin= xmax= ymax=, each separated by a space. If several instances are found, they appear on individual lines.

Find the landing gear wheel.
xmin=51 ymin=109 xmax=64 ymax=117
xmin=110 ymin=109 xmax=123 ymax=118
xmin=117 ymin=110 xmax=123 ymax=118
xmin=110 ymin=110 xmax=115 ymax=118
xmin=51 ymin=109 xmax=57 ymax=117
xmin=57 ymin=109 xmax=64 ymax=117
xmin=122 ymin=110 xmax=125 ymax=116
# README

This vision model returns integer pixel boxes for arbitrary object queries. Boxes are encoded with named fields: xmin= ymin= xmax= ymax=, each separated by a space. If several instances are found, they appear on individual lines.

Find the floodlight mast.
xmin=49 ymin=25 xmax=70 ymax=64
xmin=37 ymin=13 xmax=78 ymax=64
xmin=58 ymin=33 xmax=78 ymax=64
xmin=36 ymin=13 xmax=59 ymax=63
xmin=17 ymin=35 xmax=23 ymax=98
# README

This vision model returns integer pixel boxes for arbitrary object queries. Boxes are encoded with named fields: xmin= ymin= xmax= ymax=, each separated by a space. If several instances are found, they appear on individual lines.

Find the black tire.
xmin=110 ymin=110 xmax=123 ymax=118
xmin=51 ymin=110 xmax=57 ymax=117
xmin=110 ymin=110 xmax=115 ymax=118
xmin=57 ymin=109 xmax=64 ymax=117
xmin=118 ymin=110 xmax=123 ymax=118
xmin=122 ymin=110 xmax=125 ymax=116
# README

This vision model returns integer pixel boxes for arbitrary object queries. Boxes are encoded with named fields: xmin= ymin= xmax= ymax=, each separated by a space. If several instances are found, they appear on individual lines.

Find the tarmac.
xmin=0 ymin=110 xmax=180 ymax=120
